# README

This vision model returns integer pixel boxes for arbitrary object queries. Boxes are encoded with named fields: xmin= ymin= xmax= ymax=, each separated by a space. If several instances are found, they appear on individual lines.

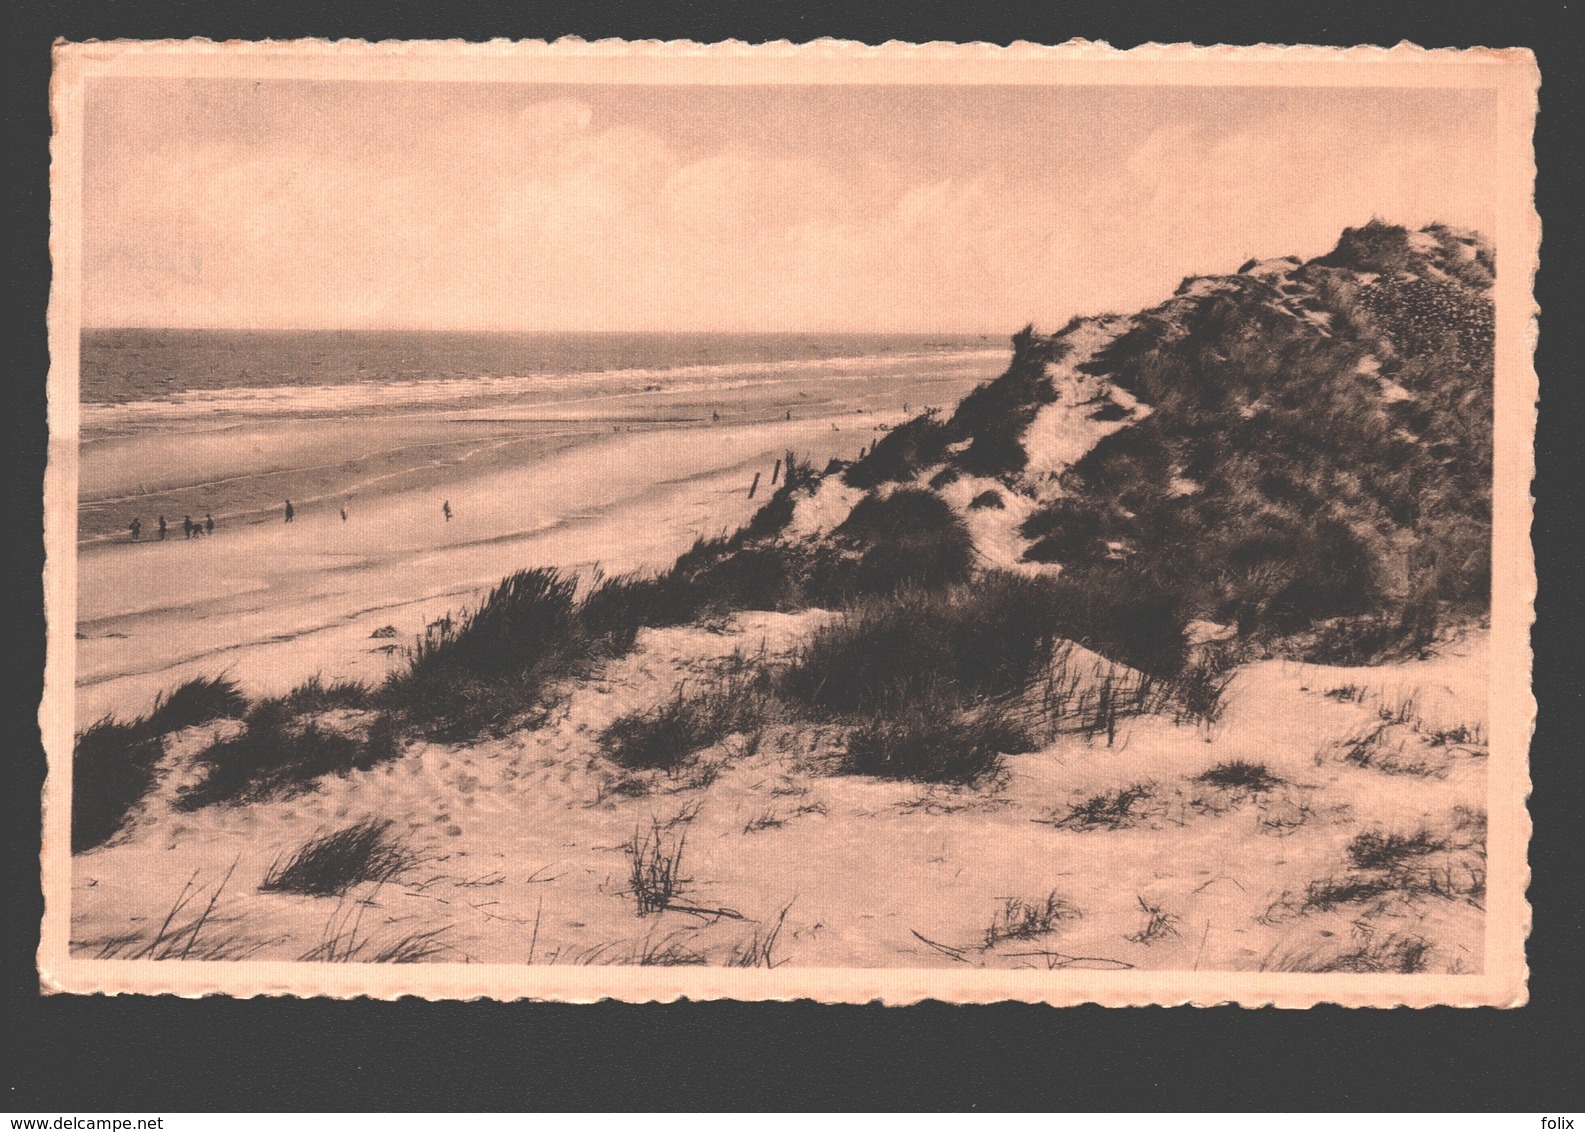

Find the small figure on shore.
xmin=129 ymin=517 xmax=142 ymax=541
xmin=340 ymin=506 xmax=348 ymax=523
xmin=785 ymin=409 xmax=791 ymax=421
xmin=182 ymin=515 xmax=195 ymax=539
xmin=442 ymin=500 xmax=453 ymax=523
xmin=157 ymin=515 xmax=167 ymax=541
xmin=284 ymin=499 xmax=295 ymax=524
xmin=712 ymin=410 xmax=720 ymax=422
xmin=204 ymin=513 xmax=214 ymax=535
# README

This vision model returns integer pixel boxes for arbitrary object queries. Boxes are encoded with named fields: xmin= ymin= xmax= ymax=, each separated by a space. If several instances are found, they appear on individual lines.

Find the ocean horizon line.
xmin=82 ymin=325 xmax=1010 ymax=338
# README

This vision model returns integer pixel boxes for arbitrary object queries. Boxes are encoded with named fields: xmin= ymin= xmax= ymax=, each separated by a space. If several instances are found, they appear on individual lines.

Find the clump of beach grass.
xmin=599 ymin=663 xmax=773 ymax=773
xmin=982 ymin=892 xmax=1079 ymax=948
xmin=259 ymin=818 xmax=415 ymax=898
xmin=177 ymin=697 xmax=376 ymax=809
xmin=1265 ymin=931 xmax=1433 ymax=974
xmin=71 ymin=717 xmax=167 ymax=854
xmin=1193 ymin=759 xmax=1285 ymax=794
xmin=1124 ymin=897 xmax=1183 ymax=945
xmin=145 ymin=675 xmax=249 ymax=733
xmin=1044 ymin=784 xmax=1157 ymax=831
xmin=843 ymin=699 xmax=1028 ymax=786
xmin=72 ymin=675 xmax=253 ymax=852
xmin=624 ymin=818 xmax=691 ymax=916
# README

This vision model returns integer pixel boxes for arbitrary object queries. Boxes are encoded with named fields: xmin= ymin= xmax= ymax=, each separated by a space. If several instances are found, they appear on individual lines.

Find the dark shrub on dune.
xmin=831 ymin=488 xmax=975 ymax=597
xmin=1044 ymin=563 xmax=1191 ymax=678
xmin=577 ymin=568 xmax=702 ymax=649
xmin=687 ymin=543 xmax=814 ymax=612
xmin=278 ymin=676 xmax=373 ymax=715
xmin=780 ymin=572 xmax=1065 ymax=715
xmin=843 ymin=698 xmax=1027 ymax=785
xmin=72 ymin=718 xmax=166 ymax=853
xmin=260 ymin=817 xmax=413 ymax=897
xmin=405 ymin=568 xmax=580 ymax=684
xmin=946 ymin=329 xmax=1070 ymax=478
xmin=178 ymin=698 xmax=371 ymax=809
xmin=144 ymin=675 xmax=249 ymax=734
xmin=843 ymin=412 xmax=952 ymax=489
xmin=1315 ymin=218 xmax=1415 ymax=276
xmin=73 ymin=675 xmax=253 ymax=852
xmin=379 ymin=567 xmax=588 ymax=738
xmin=599 ymin=666 xmax=771 ymax=772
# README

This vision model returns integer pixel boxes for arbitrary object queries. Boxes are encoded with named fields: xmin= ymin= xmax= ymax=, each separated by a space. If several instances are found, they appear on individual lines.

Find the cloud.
xmin=81 ymin=83 xmax=1498 ymax=331
xmin=515 ymin=97 xmax=594 ymax=144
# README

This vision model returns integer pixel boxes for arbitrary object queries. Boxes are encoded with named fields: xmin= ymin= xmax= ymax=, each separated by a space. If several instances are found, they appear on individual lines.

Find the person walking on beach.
xmin=284 ymin=499 xmax=295 ymax=524
xmin=442 ymin=500 xmax=452 ymax=522
xmin=129 ymin=517 xmax=141 ymax=541
xmin=340 ymin=505 xmax=348 ymax=523
xmin=204 ymin=513 xmax=214 ymax=536
xmin=182 ymin=515 xmax=194 ymax=539
xmin=157 ymin=515 xmax=167 ymax=541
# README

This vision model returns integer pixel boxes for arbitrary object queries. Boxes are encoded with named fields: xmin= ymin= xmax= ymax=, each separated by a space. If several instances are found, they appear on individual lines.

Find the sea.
xmin=79 ymin=329 xmax=1006 ymax=427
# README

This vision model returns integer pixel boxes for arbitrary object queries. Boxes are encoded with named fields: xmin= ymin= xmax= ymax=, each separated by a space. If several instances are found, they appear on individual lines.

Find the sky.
xmin=81 ymin=80 xmax=1500 ymax=333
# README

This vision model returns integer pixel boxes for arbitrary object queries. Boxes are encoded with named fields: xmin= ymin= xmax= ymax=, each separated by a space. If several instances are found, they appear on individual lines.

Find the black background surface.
xmin=6 ymin=0 xmax=1581 ymax=1112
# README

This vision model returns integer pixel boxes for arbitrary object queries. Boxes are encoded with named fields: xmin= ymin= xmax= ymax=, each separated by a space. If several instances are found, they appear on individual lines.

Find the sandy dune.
xmin=70 ymin=609 xmax=1490 ymax=972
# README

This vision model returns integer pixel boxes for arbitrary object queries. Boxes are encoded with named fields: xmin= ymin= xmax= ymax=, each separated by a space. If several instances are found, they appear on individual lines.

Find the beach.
xmin=75 ymin=341 xmax=1004 ymax=725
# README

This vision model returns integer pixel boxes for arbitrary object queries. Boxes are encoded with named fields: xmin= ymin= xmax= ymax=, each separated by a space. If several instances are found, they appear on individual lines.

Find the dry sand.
xmin=71 ymin=609 xmax=1490 ymax=972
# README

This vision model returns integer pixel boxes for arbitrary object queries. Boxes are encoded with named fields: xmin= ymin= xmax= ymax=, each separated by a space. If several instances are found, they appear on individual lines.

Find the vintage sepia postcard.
xmin=40 ymin=39 xmax=1537 ymax=1005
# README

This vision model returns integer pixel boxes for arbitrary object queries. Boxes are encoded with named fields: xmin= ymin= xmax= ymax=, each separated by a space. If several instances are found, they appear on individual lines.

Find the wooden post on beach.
xmin=771 ymin=458 xmax=781 ymax=485
xmin=748 ymin=472 xmax=761 ymax=499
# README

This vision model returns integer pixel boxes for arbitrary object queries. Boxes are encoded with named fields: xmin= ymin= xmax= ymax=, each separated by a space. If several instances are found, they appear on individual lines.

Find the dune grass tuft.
xmin=73 ymin=675 xmax=253 ymax=852
xmin=145 ymin=675 xmax=249 ymax=734
xmin=624 ymin=818 xmax=690 ymax=916
xmin=1267 ymin=931 xmax=1433 ymax=974
xmin=299 ymin=899 xmax=452 ymax=963
xmin=983 ymin=892 xmax=1078 ymax=948
xmin=379 ymin=567 xmax=586 ymax=740
xmin=90 ymin=861 xmax=264 ymax=960
xmin=599 ymin=664 xmax=772 ymax=773
xmin=260 ymin=818 xmax=414 ymax=898
xmin=1124 ymin=896 xmax=1183 ymax=945
xmin=278 ymin=676 xmax=373 ymax=715
xmin=177 ymin=699 xmax=372 ymax=809
xmin=843 ymin=699 xmax=1027 ymax=786
xmin=726 ymin=900 xmax=795 ymax=968
xmin=1046 ymin=784 xmax=1157 ymax=831
xmin=829 ymin=488 xmax=976 ymax=596
xmin=1194 ymin=760 xmax=1284 ymax=794
xmin=1345 ymin=828 xmax=1449 ymax=872
xmin=780 ymin=572 xmax=1065 ymax=716
xmin=71 ymin=718 xmax=167 ymax=854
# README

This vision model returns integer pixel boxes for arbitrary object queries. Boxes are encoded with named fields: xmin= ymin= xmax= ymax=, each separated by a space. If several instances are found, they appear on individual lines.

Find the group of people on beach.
xmin=285 ymin=498 xmax=452 ymax=524
xmin=129 ymin=513 xmax=213 ymax=541
xmin=129 ymin=497 xmax=454 ymax=541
